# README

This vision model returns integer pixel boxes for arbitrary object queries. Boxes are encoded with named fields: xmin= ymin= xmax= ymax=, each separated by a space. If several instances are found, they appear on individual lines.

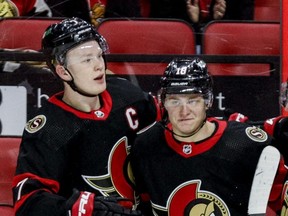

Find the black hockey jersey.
xmin=130 ymin=118 xmax=286 ymax=216
xmin=13 ymin=77 xmax=158 ymax=216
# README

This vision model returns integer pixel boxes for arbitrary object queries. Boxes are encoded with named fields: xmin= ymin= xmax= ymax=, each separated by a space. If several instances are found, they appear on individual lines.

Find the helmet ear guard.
xmin=204 ymin=92 xmax=213 ymax=109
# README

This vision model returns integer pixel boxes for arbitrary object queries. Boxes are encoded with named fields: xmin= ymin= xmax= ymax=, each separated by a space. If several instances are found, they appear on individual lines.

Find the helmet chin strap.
xmin=64 ymin=67 xmax=100 ymax=97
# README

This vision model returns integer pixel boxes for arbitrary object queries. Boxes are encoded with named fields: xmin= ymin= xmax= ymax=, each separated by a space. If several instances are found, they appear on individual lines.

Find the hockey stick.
xmin=248 ymin=145 xmax=281 ymax=216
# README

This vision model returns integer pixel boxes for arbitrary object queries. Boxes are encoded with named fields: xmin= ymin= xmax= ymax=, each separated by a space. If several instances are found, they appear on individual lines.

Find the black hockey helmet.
xmin=159 ymin=57 xmax=213 ymax=108
xmin=41 ymin=17 xmax=108 ymax=72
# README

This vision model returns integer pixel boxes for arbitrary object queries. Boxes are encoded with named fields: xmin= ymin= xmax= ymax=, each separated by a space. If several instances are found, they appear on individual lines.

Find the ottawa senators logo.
xmin=82 ymin=137 xmax=134 ymax=200
xmin=245 ymin=126 xmax=268 ymax=142
xmin=152 ymin=180 xmax=230 ymax=216
xmin=25 ymin=115 xmax=46 ymax=133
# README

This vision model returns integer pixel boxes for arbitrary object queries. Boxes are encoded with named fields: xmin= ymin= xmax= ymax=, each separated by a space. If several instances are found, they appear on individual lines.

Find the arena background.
xmin=0 ymin=5 xmax=285 ymax=136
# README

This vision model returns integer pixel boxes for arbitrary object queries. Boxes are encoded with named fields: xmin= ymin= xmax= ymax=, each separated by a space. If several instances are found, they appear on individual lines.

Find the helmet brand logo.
xmin=171 ymin=82 xmax=188 ymax=86
xmin=78 ymin=28 xmax=90 ymax=35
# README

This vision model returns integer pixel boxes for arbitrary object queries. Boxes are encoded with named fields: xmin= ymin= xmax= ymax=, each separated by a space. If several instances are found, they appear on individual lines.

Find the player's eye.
xmin=165 ymin=99 xmax=181 ymax=107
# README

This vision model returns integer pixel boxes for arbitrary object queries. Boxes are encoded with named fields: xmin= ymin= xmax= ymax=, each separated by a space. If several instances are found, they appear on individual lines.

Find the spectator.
xmin=90 ymin=0 xmax=141 ymax=26
xmin=0 ymin=0 xmax=51 ymax=17
xmin=90 ymin=0 xmax=106 ymax=26
xmin=149 ymin=0 xmax=226 ymax=38
xmin=12 ymin=17 xmax=159 ymax=216
xmin=0 ymin=0 xmax=91 ymax=22
xmin=44 ymin=0 xmax=91 ymax=22
xmin=0 ymin=0 xmax=142 ymax=26
xmin=148 ymin=0 xmax=256 ymax=47
xmin=130 ymin=57 xmax=287 ymax=215
xmin=0 ymin=0 xmax=20 ymax=17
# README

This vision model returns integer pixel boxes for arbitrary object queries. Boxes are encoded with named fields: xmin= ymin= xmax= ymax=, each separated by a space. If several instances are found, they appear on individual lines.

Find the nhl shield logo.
xmin=183 ymin=144 xmax=192 ymax=154
xmin=94 ymin=110 xmax=105 ymax=118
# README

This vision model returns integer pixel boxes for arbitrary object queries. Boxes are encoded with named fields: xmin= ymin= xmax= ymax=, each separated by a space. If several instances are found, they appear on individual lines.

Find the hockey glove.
xmin=66 ymin=189 xmax=143 ymax=216
xmin=224 ymin=108 xmax=249 ymax=122
xmin=225 ymin=109 xmax=264 ymax=128
xmin=228 ymin=112 xmax=249 ymax=123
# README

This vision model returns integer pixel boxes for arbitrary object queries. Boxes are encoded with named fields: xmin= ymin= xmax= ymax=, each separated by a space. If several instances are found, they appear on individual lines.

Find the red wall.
xmin=282 ymin=0 xmax=288 ymax=116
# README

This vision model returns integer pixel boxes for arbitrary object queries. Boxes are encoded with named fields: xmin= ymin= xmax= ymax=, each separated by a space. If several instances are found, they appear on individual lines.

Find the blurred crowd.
xmin=0 ymin=0 xmax=256 ymax=25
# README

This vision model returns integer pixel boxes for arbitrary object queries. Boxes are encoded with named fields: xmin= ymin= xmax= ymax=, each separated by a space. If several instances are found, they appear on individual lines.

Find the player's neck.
xmin=174 ymin=121 xmax=215 ymax=143
xmin=62 ymin=89 xmax=101 ymax=112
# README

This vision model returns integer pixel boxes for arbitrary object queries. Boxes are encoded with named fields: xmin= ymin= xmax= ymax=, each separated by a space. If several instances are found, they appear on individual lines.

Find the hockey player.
xmin=263 ymin=81 xmax=288 ymax=165
xmin=130 ymin=57 xmax=287 ymax=215
xmin=227 ymin=80 xmax=288 ymax=166
xmin=12 ymin=17 xmax=159 ymax=216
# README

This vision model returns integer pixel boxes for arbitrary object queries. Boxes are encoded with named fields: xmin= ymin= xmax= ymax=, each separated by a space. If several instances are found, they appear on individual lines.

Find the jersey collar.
xmin=164 ymin=118 xmax=227 ymax=158
xmin=48 ymin=90 xmax=112 ymax=120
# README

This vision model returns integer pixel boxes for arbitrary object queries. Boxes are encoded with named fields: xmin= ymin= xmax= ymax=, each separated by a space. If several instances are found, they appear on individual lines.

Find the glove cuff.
xmin=228 ymin=112 xmax=248 ymax=122
xmin=264 ymin=116 xmax=284 ymax=136
xmin=71 ymin=191 xmax=95 ymax=216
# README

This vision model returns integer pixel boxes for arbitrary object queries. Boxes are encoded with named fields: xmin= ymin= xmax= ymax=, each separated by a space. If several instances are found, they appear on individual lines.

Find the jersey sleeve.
xmin=107 ymin=77 xmax=160 ymax=127
xmin=129 ymin=136 xmax=153 ymax=215
xmin=12 ymin=113 xmax=73 ymax=216
xmin=129 ymin=124 xmax=164 ymax=215
xmin=264 ymin=116 xmax=288 ymax=165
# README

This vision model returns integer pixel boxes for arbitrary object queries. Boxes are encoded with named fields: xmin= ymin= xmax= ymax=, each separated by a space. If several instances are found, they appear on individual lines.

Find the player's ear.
xmin=55 ymin=65 xmax=72 ymax=81
xmin=205 ymin=100 xmax=210 ymax=110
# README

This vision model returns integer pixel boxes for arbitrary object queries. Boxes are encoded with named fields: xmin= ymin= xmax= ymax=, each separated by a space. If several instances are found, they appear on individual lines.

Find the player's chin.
xmin=84 ymin=80 xmax=106 ymax=94
xmin=94 ymin=82 xmax=107 ymax=94
xmin=177 ymin=123 xmax=193 ymax=131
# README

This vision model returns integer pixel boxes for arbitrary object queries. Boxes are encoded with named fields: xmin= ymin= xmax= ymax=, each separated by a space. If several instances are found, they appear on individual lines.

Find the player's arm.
xmin=226 ymin=108 xmax=288 ymax=164
xmin=13 ymin=136 xmax=143 ymax=216
xmin=264 ymin=116 xmax=288 ymax=165
xmin=129 ymin=139 xmax=153 ymax=216
xmin=12 ymin=131 xmax=70 ymax=215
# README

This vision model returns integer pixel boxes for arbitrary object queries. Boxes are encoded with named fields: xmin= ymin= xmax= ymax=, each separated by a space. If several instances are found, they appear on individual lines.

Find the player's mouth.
xmin=179 ymin=117 xmax=194 ymax=122
xmin=94 ymin=73 xmax=105 ymax=81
